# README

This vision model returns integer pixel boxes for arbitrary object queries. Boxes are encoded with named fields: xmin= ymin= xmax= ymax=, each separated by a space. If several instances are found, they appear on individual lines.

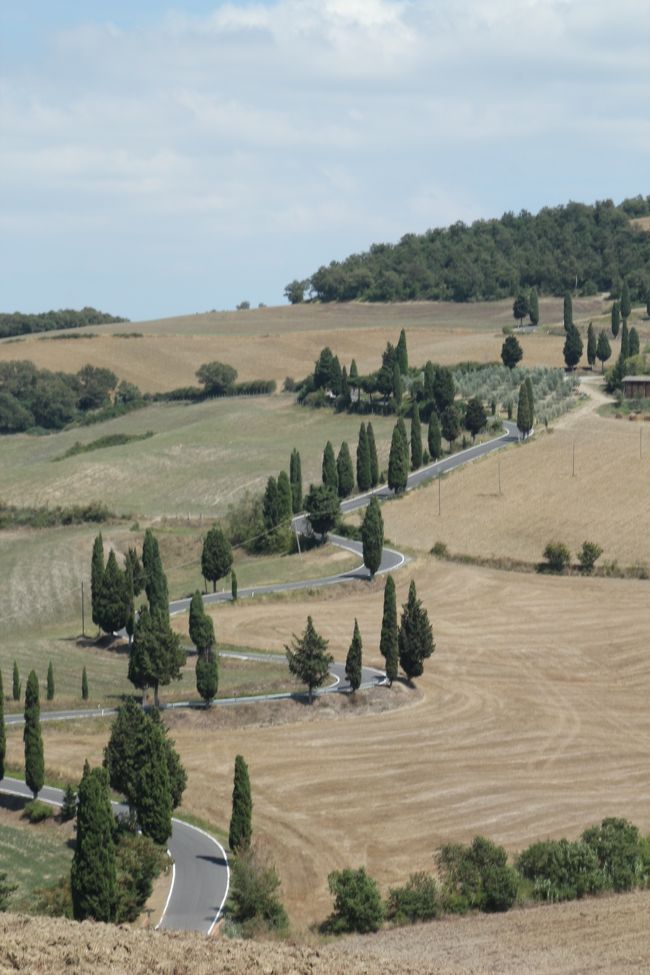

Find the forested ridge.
xmin=0 ymin=307 xmax=128 ymax=339
xmin=289 ymin=196 xmax=650 ymax=304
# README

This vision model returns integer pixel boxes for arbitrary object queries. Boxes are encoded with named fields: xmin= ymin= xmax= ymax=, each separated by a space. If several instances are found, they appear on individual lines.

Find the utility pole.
xmin=498 ymin=459 xmax=502 ymax=496
xmin=438 ymin=476 xmax=441 ymax=516
xmin=572 ymin=441 xmax=576 ymax=477
xmin=81 ymin=580 xmax=85 ymax=637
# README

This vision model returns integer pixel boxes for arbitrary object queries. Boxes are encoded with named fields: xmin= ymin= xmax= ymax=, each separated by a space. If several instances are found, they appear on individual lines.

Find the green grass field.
xmin=0 ymin=817 xmax=72 ymax=909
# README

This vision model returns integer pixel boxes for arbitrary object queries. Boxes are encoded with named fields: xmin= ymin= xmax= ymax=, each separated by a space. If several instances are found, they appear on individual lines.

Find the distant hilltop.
xmin=0 ymin=307 xmax=129 ymax=340
xmin=285 ymin=195 xmax=650 ymax=305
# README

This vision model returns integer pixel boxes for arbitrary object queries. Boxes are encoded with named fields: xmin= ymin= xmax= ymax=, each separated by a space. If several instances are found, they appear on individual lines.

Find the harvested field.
xmin=16 ymin=557 xmax=650 ymax=929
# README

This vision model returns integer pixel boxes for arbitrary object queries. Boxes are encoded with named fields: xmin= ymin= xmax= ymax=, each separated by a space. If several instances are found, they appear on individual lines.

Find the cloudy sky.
xmin=1 ymin=1 xmax=648 ymax=320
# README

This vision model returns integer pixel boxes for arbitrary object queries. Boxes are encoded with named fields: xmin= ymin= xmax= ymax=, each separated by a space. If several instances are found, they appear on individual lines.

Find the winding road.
xmin=0 ymin=419 xmax=520 ymax=934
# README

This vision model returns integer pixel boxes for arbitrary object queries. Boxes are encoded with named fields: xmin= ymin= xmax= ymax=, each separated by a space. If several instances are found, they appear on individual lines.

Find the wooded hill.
xmin=0 ymin=307 xmax=127 ymax=339
xmin=294 ymin=196 xmax=650 ymax=304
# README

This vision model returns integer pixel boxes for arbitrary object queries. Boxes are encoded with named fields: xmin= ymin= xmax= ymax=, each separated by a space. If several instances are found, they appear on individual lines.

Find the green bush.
xmin=582 ymin=818 xmax=648 ymax=892
xmin=577 ymin=541 xmax=603 ymax=575
xmin=542 ymin=541 xmax=571 ymax=573
xmin=386 ymin=871 xmax=439 ymax=925
xmin=22 ymin=799 xmax=54 ymax=823
xmin=229 ymin=845 xmax=288 ymax=938
xmin=431 ymin=541 xmax=449 ymax=559
xmin=324 ymin=867 xmax=384 ymax=934
xmin=438 ymin=836 xmax=518 ymax=914
xmin=32 ymin=875 xmax=72 ymax=918
xmin=115 ymin=833 xmax=169 ymax=922
xmin=516 ymin=839 xmax=602 ymax=902
xmin=60 ymin=784 xmax=77 ymax=822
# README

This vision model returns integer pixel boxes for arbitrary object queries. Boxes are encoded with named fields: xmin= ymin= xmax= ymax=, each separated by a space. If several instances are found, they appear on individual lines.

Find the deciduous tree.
xmin=596 ymin=330 xmax=612 ymax=371
xmin=464 ymin=398 xmax=487 ymax=442
xmin=285 ymin=616 xmax=333 ymax=704
xmin=201 ymin=525 xmax=233 ymax=593
xmin=512 ymin=292 xmax=529 ymax=326
xmin=441 ymin=404 xmax=460 ymax=449
xmin=195 ymin=360 xmax=237 ymax=395
xmin=501 ymin=334 xmax=523 ymax=369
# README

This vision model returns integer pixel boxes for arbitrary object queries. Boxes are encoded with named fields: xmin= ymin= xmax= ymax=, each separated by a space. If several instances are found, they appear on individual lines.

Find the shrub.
xmin=577 ymin=541 xmax=603 ymax=575
xmin=431 ymin=541 xmax=449 ymax=559
xmin=386 ymin=872 xmax=439 ymax=925
xmin=32 ymin=875 xmax=72 ymax=918
xmin=22 ymin=799 xmax=54 ymax=823
xmin=229 ymin=845 xmax=288 ymax=937
xmin=516 ymin=839 xmax=602 ymax=902
xmin=324 ymin=867 xmax=384 ymax=934
xmin=581 ymin=818 xmax=647 ymax=892
xmin=60 ymin=785 xmax=77 ymax=822
xmin=115 ymin=833 xmax=169 ymax=922
xmin=542 ymin=541 xmax=571 ymax=573
xmin=438 ymin=836 xmax=518 ymax=914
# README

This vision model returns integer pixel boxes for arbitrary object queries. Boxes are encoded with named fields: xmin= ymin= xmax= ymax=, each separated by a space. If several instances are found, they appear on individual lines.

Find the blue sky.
xmin=1 ymin=1 xmax=649 ymax=320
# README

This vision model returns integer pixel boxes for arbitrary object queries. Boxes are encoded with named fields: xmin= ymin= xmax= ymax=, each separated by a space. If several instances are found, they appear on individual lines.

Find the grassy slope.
xmin=0 ymin=817 xmax=72 ymax=907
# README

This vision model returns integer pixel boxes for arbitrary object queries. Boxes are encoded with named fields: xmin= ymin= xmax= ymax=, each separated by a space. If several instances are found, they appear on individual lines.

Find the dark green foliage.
xmin=392 ymin=362 xmax=402 ymax=405
xmin=423 ymin=361 xmax=435 ymax=401
xmin=147 ymin=710 xmax=186 ymax=811
xmin=201 ymin=524 xmax=233 ymax=593
xmin=23 ymin=670 xmax=44 ymax=799
xmin=304 ymin=483 xmax=339 ymax=537
xmin=525 ymin=376 xmax=534 ymax=426
xmin=620 ymin=280 xmax=632 ymax=322
xmin=133 ymin=718 xmax=172 ymax=845
xmin=464 ymin=398 xmax=487 ymax=441
xmin=0 ymin=500 xmax=112 ymax=530
xmin=605 ymin=352 xmax=627 ymax=393
xmin=325 ymin=867 xmax=384 ymax=934
xmin=229 ymin=754 xmax=253 ymax=853
xmin=629 ymin=326 xmax=640 ymax=357
xmin=367 ymin=423 xmax=379 ymax=486
xmin=125 ymin=547 xmax=145 ymax=597
xmin=501 ymin=334 xmax=523 ymax=369
xmin=61 ymin=784 xmax=77 ymax=822
xmin=231 ymin=570 xmax=238 ymax=601
xmin=196 ymin=650 xmax=219 ymax=705
xmin=438 ymin=836 xmax=518 ymax=914
xmin=563 ymin=323 xmax=583 ymax=370
xmin=128 ymin=606 xmax=186 ymax=707
xmin=563 ymin=291 xmax=573 ymax=330
xmin=189 ymin=591 xmax=215 ymax=653
xmin=277 ymin=470 xmax=293 ymax=522
xmin=596 ymin=330 xmax=612 ymax=371
xmin=0 ymin=306 xmax=126 ymax=340
xmin=23 ymin=798 xmax=53 ymax=823
xmin=285 ymin=616 xmax=334 ymax=703
xmin=289 ymin=448 xmax=302 ymax=513
xmin=322 ymin=440 xmax=338 ymax=493
xmin=229 ymin=844 xmax=288 ymax=937
xmin=356 ymin=423 xmax=371 ymax=492
xmin=0 ymin=871 xmax=16 ymax=910
xmin=195 ymin=360 xmax=238 ymax=395
xmin=542 ymin=541 xmax=571 ymax=573
xmin=387 ymin=421 xmax=409 ymax=493
xmin=427 ymin=412 xmax=442 ymax=461
xmin=284 ymin=279 xmax=308 ymax=303
xmin=398 ymin=581 xmax=434 ymax=681
xmin=46 ymin=661 xmax=54 ymax=701
xmin=611 ymin=301 xmax=621 ymax=337
xmin=104 ymin=698 xmax=147 ymax=811
xmin=512 ymin=292 xmax=529 ymax=325
xmin=582 ymin=817 xmax=645 ymax=892
xmin=345 ymin=620 xmax=363 ymax=693
xmin=441 ymin=404 xmax=460 ymax=448
xmin=410 ymin=406 xmax=423 ymax=470
xmin=517 ymin=839 xmax=602 ymax=902
xmin=71 ymin=763 xmax=117 ymax=922
xmin=529 ymin=288 xmax=540 ymax=326
xmin=361 ymin=496 xmax=384 ymax=578
xmin=115 ymin=832 xmax=169 ymax=922
xmin=577 ymin=541 xmax=603 ymax=575
xmin=386 ymin=872 xmax=440 ymax=925
xmin=81 ymin=666 xmax=88 ymax=701
xmin=432 ymin=366 xmax=455 ymax=415
xmin=313 ymin=347 xmax=342 ymax=393
xmin=95 ymin=550 xmax=131 ymax=635
xmin=380 ymin=576 xmax=398 ymax=685
xmin=0 ymin=671 xmax=4 ymax=780
xmin=336 ymin=442 xmax=354 ymax=498
xmin=516 ymin=382 xmax=532 ymax=437
xmin=620 ymin=320 xmax=629 ymax=360
xmin=58 ymin=431 xmax=153 ymax=461
xmin=586 ymin=322 xmax=596 ymax=367
xmin=12 ymin=661 xmax=20 ymax=702
xmin=142 ymin=529 xmax=169 ymax=617
xmin=396 ymin=328 xmax=408 ymax=373
xmin=91 ymin=532 xmax=105 ymax=628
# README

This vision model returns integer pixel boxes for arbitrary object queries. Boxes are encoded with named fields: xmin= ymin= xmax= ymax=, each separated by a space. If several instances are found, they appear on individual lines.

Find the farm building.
xmin=622 ymin=376 xmax=650 ymax=399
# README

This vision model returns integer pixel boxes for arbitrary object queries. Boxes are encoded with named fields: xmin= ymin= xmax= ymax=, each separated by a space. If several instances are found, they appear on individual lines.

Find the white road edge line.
xmin=155 ymin=855 xmax=176 ymax=930
xmin=170 ymin=817 xmax=231 ymax=935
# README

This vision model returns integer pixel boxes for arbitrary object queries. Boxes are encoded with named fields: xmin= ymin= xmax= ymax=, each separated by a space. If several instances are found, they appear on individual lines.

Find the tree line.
xmin=286 ymin=197 xmax=650 ymax=304
xmin=0 ymin=306 xmax=127 ymax=340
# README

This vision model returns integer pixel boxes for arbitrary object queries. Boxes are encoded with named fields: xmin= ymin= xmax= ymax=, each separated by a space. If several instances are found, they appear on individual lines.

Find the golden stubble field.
xmin=16 ymin=557 xmax=650 ymax=931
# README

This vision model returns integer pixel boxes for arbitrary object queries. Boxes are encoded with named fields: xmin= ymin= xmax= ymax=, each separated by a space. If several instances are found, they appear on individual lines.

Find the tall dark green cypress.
xmin=12 ymin=661 xmax=20 ymax=702
xmin=525 ymin=376 xmax=534 ymax=427
xmin=322 ymin=441 xmax=338 ymax=494
xmin=586 ymin=322 xmax=596 ymax=368
xmin=356 ymin=423 xmax=371 ymax=492
xmin=23 ymin=670 xmax=43 ymax=798
xmin=392 ymin=362 xmax=402 ymax=405
xmin=620 ymin=320 xmax=629 ymax=360
xmin=229 ymin=754 xmax=252 ymax=853
xmin=367 ymin=423 xmax=379 ymax=487
xmin=289 ymin=448 xmax=302 ymax=513
xmin=629 ymin=326 xmax=640 ymax=358
xmin=142 ymin=529 xmax=169 ymax=618
xmin=620 ymin=280 xmax=631 ymax=323
xmin=277 ymin=470 xmax=293 ymax=522
xmin=361 ymin=496 xmax=384 ymax=578
xmin=396 ymin=329 xmax=408 ymax=373
xmin=46 ymin=661 xmax=54 ymax=702
xmin=427 ymin=412 xmax=442 ymax=461
xmin=516 ymin=382 xmax=532 ymax=438
xmin=398 ymin=580 xmax=435 ymax=681
xmin=0 ymin=670 xmax=5 ymax=781
xmin=336 ymin=442 xmax=355 ymax=499
xmin=563 ymin=323 xmax=583 ymax=371
xmin=611 ymin=301 xmax=620 ymax=337
xmin=81 ymin=666 xmax=89 ymax=701
xmin=380 ymin=576 xmax=398 ymax=686
xmin=529 ymin=287 xmax=540 ymax=326
xmin=345 ymin=620 xmax=363 ymax=693
xmin=71 ymin=763 xmax=117 ymax=922
xmin=134 ymin=718 xmax=172 ymax=845
xmin=563 ymin=291 xmax=573 ymax=331
xmin=196 ymin=649 xmax=219 ymax=705
xmin=424 ymin=361 xmax=435 ymax=401
xmin=410 ymin=406 xmax=423 ymax=471
xmin=388 ymin=421 xmax=409 ymax=494
xmin=189 ymin=591 xmax=215 ymax=653
xmin=90 ymin=532 xmax=105 ymax=628
xmin=95 ymin=550 xmax=131 ymax=635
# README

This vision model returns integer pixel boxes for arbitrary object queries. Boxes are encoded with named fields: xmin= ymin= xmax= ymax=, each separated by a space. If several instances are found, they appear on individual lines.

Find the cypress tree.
xmin=525 ymin=376 xmax=534 ymax=427
xmin=12 ymin=661 xmax=20 ymax=702
xmin=262 ymin=476 xmax=281 ymax=531
xmin=629 ymin=326 xmax=640 ymax=358
xmin=201 ymin=525 xmax=233 ymax=593
xmin=512 ymin=292 xmax=529 ymax=325
xmin=398 ymin=580 xmax=435 ymax=681
xmin=231 ymin=570 xmax=238 ymax=601
xmin=380 ymin=576 xmax=398 ymax=686
xmin=229 ymin=754 xmax=253 ymax=853
xmin=529 ymin=287 xmax=540 ymax=326
xmin=356 ymin=423 xmax=371 ymax=492
xmin=396 ymin=329 xmax=408 ymax=373
xmin=563 ymin=323 xmax=583 ymax=370
xmin=134 ymin=718 xmax=173 ymax=845
xmin=46 ymin=661 xmax=54 ymax=702
xmin=71 ymin=763 xmax=117 ymax=922
xmin=285 ymin=616 xmax=333 ymax=704
xmin=586 ymin=322 xmax=596 ymax=368
xmin=81 ymin=666 xmax=89 ymax=701
xmin=0 ymin=670 xmax=5 ymax=781
xmin=322 ymin=441 xmax=339 ymax=494
xmin=620 ymin=320 xmax=629 ymax=360
xmin=23 ymin=670 xmax=44 ymax=799
xmin=189 ymin=591 xmax=215 ymax=652
xmin=289 ymin=448 xmax=302 ymax=513
xmin=410 ymin=405 xmax=423 ymax=470
xmin=596 ymin=330 xmax=612 ymax=372
xmin=392 ymin=362 xmax=402 ymax=405
xmin=361 ymin=496 xmax=384 ymax=578
xmin=611 ymin=301 xmax=620 ymax=337
xmin=128 ymin=605 xmax=186 ymax=707
xmin=427 ymin=412 xmax=442 ymax=461
xmin=432 ymin=367 xmax=455 ymax=414
xmin=277 ymin=470 xmax=293 ymax=523
xmin=387 ymin=422 xmax=409 ymax=494
xmin=516 ymin=382 xmax=532 ymax=438
xmin=350 ymin=359 xmax=358 ymax=381
xmin=563 ymin=291 xmax=573 ymax=331
xmin=142 ymin=529 xmax=169 ymax=618
xmin=345 ymin=619 xmax=363 ymax=693
xmin=620 ymin=280 xmax=631 ymax=323
xmin=336 ymin=442 xmax=355 ymax=499
xmin=441 ymin=404 xmax=460 ymax=449
xmin=367 ymin=423 xmax=379 ymax=487
xmin=424 ymin=361 xmax=435 ymax=401
xmin=104 ymin=698 xmax=147 ymax=814
xmin=61 ymin=784 xmax=77 ymax=822
xmin=95 ymin=550 xmax=131 ymax=635
xmin=90 ymin=532 xmax=105 ymax=629
xmin=341 ymin=365 xmax=350 ymax=406
xmin=196 ymin=649 xmax=219 ymax=705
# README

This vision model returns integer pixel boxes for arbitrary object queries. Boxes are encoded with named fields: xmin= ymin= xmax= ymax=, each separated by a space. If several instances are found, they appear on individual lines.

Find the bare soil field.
xmin=11 ymin=557 xmax=650 ymax=931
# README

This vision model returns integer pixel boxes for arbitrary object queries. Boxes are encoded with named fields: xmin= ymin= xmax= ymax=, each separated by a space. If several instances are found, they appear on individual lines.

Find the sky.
xmin=1 ymin=1 xmax=649 ymax=321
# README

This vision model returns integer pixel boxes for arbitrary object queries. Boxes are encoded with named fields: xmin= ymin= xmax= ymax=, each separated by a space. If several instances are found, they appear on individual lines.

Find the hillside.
xmin=300 ymin=197 xmax=650 ymax=303
xmin=3 ymin=890 xmax=650 ymax=974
